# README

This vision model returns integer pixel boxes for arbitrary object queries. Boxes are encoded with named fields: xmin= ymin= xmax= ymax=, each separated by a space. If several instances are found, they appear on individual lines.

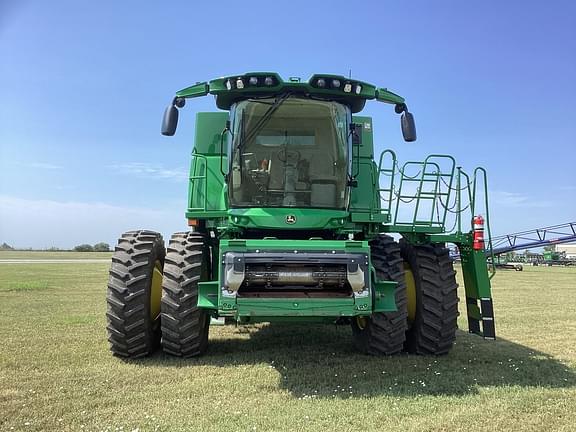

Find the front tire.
xmin=400 ymin=241 xmax=459 ymax=355
xmin=161 ymin=232 xmax=210 ymax=357
xmin=351 ymin=235 xmax=408 ymax=355
xmin=106 ymin=230 xmax=165 ymax=358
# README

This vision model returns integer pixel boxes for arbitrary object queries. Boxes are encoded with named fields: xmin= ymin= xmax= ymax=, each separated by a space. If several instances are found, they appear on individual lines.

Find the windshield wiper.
xmin=246 ymin=98 xmax=275 ymax=105
xmin=242 ymin=92 xmax=292 ymax=146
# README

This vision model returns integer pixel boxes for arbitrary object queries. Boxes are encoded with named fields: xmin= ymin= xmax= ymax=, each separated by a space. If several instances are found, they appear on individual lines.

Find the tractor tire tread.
xmin=352 ymin=235 xmax=408 ymax=355
xmin=106 ymin=230 xmax=165 ymax=358
xmin=160 ymin=231 xmax=210 ymax=358
xmin=401 ymin=241 xmax=459 ymax=355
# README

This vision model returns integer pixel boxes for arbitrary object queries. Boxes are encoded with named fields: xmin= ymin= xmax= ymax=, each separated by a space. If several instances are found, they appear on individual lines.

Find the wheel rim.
xmin=356 ymin=315 xmax=368 ymax=330
xmin=150 ymin=260 xmax=163 ymax=320
xmin=404 ymin=264 xmax=417 ymax=324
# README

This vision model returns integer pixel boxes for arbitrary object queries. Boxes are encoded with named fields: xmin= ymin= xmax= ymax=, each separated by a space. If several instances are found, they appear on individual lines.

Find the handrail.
xmin=471 ymin=167 xmax=495 ymax=278
xmin=390 ymin=155 xmax=454 ymax=228
xmin=376 ymin=149 xmax=397 ymax=213
xmin=376 ymin=151 xmax=493 ymax=247
xmin=188 ymin=152 xmax=209 ymax=212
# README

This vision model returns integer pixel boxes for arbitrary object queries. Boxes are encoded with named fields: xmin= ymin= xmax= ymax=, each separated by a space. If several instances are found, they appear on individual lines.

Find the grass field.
xmin=0 ymin=251 xmax=113 ymax=260
xmin=0 ymin=253 xmax=575 ymax=432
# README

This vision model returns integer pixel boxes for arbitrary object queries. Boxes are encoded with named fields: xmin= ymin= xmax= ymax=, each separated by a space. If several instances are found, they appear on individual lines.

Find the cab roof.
xmin=175 ymin=72 xmax=406 ymax=114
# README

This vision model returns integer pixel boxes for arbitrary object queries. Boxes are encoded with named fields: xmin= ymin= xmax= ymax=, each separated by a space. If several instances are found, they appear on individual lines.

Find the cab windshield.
xmin=229 ymin=96 xmax=350 ymax=209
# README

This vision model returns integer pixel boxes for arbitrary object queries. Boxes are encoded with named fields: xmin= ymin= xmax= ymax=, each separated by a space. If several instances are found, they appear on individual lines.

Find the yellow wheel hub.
xmin=356 ymin=315 xmax=368 ymax=330
xmin=404 ymin=264 xmax=417 ymax=324
xmin=150 ymin=260 xmax=163 ymax=320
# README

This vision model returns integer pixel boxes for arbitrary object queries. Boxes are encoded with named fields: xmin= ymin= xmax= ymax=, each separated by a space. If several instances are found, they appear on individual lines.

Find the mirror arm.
xmin=173 ymin=96 xmax=186 ymax=108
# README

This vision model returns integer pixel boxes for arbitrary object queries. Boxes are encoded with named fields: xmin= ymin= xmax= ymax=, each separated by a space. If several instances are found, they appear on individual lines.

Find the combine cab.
xmin=106 ymin=73 xmax=496 ymax=358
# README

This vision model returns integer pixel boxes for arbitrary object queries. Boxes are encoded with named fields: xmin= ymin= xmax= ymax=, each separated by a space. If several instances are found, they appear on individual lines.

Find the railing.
xmin=188 ymin=153 xmax=209 ymax=212
xmin=377 ymin=149 xmax=493 ymax=244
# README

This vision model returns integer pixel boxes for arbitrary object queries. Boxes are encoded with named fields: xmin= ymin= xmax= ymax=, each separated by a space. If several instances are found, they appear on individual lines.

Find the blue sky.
xmin=0 ymin=0 xmax=575 ymax=248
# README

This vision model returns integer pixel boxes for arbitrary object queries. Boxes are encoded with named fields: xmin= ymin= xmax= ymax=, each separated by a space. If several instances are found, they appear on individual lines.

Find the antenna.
xmin=348 ymin=69 xmax=352 ymax=78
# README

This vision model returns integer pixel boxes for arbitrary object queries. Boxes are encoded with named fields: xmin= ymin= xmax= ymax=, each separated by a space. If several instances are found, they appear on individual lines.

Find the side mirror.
xmin=401 ymin=111 xmax=417 ymax=142
xmin=161 ymin=105 xmax=179 ymax=136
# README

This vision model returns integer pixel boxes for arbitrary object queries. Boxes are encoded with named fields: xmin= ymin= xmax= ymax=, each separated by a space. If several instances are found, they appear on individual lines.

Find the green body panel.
xmin=186 ymin=112 xmax=228 ymax=217
xmin=351 ymin=116 xmax=375 ymax=159
xmin=236 ymin=316 xmax=344 ymax=324
xmin=460 ymin=242 xmax=493 ymax=299
xmin=227 ymin=208 xmax=348 ymax=230
xmin=193 ymin=112 xmax=227 ymax=155
xmin=235 ymin=298 xmax=357 ymax=317
xmin=350 ymin=212 xmax=389 ymax=223
xmin=459 ymin=241 xmax=495 ymax=338
xmin=349 ymin=116 xmax=381 ymax=218
xmin=372 ymin=279 xmax=398 ymax=312
xmin=218 ymin=238 xmax=368 ymax=250
xmin=198 ymin=281 xmax=218 ymax=309
xmin=386 ymin=226 xmax=445 ymax=235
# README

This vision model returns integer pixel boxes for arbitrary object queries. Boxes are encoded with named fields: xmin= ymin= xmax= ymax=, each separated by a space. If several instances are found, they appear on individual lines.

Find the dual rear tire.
xmin=106 ymin=230 xmax=209 ymax=358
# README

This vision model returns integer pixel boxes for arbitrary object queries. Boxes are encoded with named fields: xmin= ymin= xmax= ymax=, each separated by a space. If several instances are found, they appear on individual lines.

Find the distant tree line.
xmin=0 ymin=242 xmax=111 ymax=252
xmin=74 ymin=242 xmax=111 ymax=252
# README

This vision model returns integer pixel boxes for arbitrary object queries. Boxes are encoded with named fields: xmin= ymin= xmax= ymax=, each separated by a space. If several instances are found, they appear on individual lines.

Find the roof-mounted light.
xmin=236 ymin=78 xmax=245 ymax=89
xmin=343 ymin=83 xmax=352 ymax=93
xmin=225 ymin=79 xmax=233 ymax=90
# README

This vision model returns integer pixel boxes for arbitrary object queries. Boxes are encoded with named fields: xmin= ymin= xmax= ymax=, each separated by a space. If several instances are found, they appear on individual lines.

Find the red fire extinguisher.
xmin=473 ymin=215 xmax=485 ymax=251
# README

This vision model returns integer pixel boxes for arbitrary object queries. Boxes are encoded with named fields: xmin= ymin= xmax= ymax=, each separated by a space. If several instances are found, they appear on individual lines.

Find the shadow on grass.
xmin=135 ymin=325 xmax=576 ymax=398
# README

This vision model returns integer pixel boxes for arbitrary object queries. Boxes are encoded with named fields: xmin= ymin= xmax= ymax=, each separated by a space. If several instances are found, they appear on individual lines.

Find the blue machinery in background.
xmin=489 ymin=221 xmax=576 ymax=256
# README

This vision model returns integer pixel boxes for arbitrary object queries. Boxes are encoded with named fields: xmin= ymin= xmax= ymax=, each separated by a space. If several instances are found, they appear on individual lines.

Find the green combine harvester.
xmin=106 ymin=72 xmax=496 ymax=358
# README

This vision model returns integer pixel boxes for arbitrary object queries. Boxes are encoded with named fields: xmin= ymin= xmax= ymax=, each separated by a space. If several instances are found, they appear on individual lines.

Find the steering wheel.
xmin=277 ymin=148 xmax=301 ymax=164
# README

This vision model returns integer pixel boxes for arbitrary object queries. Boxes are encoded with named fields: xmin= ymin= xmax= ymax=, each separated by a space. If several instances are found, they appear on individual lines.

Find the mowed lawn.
xmin=0 ymin=253 xmax=575 ymax=432
xmin=0 ymin=251 xmax=113 ymax=260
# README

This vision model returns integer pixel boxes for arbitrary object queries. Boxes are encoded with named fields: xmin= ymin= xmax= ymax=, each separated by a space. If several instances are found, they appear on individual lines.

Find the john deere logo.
xmin=285 ymin=215 xmax=296 ymax=224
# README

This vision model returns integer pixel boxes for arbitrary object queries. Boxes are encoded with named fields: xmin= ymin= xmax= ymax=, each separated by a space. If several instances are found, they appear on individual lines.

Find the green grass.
xmin=0 ymin=251 xmax=112 ymax=260
xmin=0 ymin=258 xmax=575 ymax=431
xmin=1 ymin=280 xmax=49 ymax=292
